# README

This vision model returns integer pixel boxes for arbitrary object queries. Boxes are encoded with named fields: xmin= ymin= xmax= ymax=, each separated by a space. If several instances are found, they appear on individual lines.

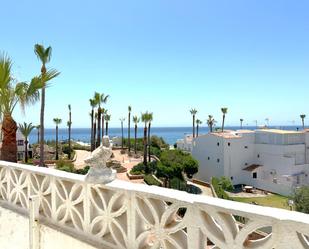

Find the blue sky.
xmin=1 ymin=0 xmax=308 ymax=128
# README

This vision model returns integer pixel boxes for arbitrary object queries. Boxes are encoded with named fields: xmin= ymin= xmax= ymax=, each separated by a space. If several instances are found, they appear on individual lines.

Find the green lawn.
xmin=232 ymin=194 xmax=290 ymax=210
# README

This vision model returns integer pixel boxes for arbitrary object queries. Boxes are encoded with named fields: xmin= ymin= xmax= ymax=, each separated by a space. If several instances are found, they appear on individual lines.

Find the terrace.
xmin=0 ymin=160 xmax=308 ymax=249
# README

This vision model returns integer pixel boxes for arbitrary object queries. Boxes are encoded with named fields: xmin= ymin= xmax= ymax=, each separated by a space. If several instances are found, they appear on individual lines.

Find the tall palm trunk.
xmin=68 ymin=113 xmax=71 ymax=159
xmin=90 ymin=109 xmax=94 ymax=151
xmin=121 ymin=121 xmax=124 ymax=150
xmin=192 ymin=115 xmax=195 ymax=138
xmin=55 ymin=125 xmax=59 ymax=160
xmin=143 ymin=124 xmax=148 ymax=169
xmin=128 ymin=112 xmax=131 ymax=152
xmin=94 ymin=121 xmax=97 ymax=146
xmin=148 ymin=122 xmax=151 ymax=163
xmin=134 ymin=124 xmax=137 ymax=154
xmin=302 ymin=119 xmax=305 ymax=129
xmin=39 ymin=86 xmax=46 ymax=166
xmin=37 ymin=129 xmax=40 ymax=144
xmin=105 ymin=122 xmax=108 ymax=135
xmin=222 ymin=114 xmax=225 ymax=132
xmin=24 ymin=139 xmax=28 ymax=163
xmin=0 ymin=114 xmax=17 ymax=162
xmin=101 ymin=110 xmax=105 ymax=139
xmin=97 ymin=108 xmax=101 ymax=147
xmin=197 ymin=124 xmax=199 ymax=137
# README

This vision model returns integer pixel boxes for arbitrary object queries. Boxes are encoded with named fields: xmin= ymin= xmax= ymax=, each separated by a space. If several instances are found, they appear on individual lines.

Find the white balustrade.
xmin=0 ymin=160 xmax=308 ymax=249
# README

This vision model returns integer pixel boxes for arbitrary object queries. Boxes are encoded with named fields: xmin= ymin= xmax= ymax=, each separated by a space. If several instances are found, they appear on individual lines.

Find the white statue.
xmin=84 ymin=136 xmax=116 ymax=184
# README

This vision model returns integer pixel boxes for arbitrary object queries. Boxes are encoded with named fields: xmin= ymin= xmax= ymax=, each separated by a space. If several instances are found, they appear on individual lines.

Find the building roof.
xmin=256 ymin=129 xmax=304 ymax=135
xmin=242 ymin=164 xmax=262 ymax=171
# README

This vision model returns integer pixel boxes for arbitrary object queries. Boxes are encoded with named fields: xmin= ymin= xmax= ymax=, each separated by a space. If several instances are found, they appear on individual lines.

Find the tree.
xmin=183 ymin=156 xmax=199 ymax=178
xmin=133 ymin=115 xmax=140 ymax=154
xmin=67 ymin=104 xmax=72 ymax=159
xmin=141 ymin=112 xmax=150 ymax=169
xmin=94 ymin=92 xmax=109 ymax=147
xmin=207 ymin=115 xmax=215 ymax=133
xmin=18 ymin=122 xmax=35 ymax=163
xmin=196 ymin=119 xmax=202 ymax=137
xmin=128 ymin=106 xmax=132 ymax=152
xmin=190 ymin=108 xmax=197 ymax=138
xmin=35 ymin=44 xmax=60 ymax=167
xmin=293 ymin=186 xmax=309 ymax=214
xmin=53 ymin=118 xmax=62 ymax=160
xmin=0 ymin=54 xmax=43 ymax=162
xmin=99 ymin=93 xmax=109 ymax=141
xmin=102 ymin=108 xmax=108 ymax=139
xmin=221 ymin=107 xmax=228 ymax=132
xmin=147 ymin=112 xmax=153 ymax=163
xmin=119 ymin=117 xmax=126 ymax=150
xmin=240 ymin=118 xmax=244 ymax=129
xmin=105 ymin=114 xmax=111 ymax=136
xmin=36 ymin=125 xmax=40 ymax=144
xmin=89 ymin=99 xmax=96 ymax=151
xmin=300 ymin=114 xmax=306 ymax=129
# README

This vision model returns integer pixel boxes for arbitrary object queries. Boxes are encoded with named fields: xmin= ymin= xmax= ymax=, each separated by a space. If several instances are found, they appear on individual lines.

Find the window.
xmin=17 ymin=140 xmax=24 ymax=146
xmin=253 ymin=172 xmax=257 ymax=179
xmin=244 ymin=146 xmax=248 ymax=149
xmin=230 ymin=176 xmax=233 ymax=180
xmin=217 ymin=142 xmax=220 ymax=146
xmin=245 ymin=163 xmax=248 ymax=166
xmin=257 ymin=154 xmax=260 ymax=158
xmin=217 ymin=158 xmax=220 ymax=163
xmin=207 ymin=157 xmax=210 ymax=160
xmin=228 ymin=142 xmax=231 ymax=146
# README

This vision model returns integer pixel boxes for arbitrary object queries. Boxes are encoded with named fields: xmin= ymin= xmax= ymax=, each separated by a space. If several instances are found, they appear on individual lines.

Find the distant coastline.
xmin=28 ymin=125 xmax=305 ymax=145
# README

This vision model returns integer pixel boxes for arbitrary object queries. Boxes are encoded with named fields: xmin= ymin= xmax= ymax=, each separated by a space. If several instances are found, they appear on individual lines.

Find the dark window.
xmin=207 ymin=157 xmax=210 ymax=160
xmin=257 ymin=154 xmax=260 ymax=158
xmin=17 ymin=140 xmax=24 ymax=146
xmin=230 ymin=176 xmax=233 ymax=180
xmin=244 ymin=146 xmax=248 ymax=149
xmin=228 ymin=142 xmax=231 ymax=146
xmin=245 ymin=163 xmax=248 ymax=166
xmin=253 ymin=172 xmax=257 ymax=179
xmin=217 ymin=142 xmax=220 ymax=146
xmin=217 ymin=158 xmax=220 ymax=163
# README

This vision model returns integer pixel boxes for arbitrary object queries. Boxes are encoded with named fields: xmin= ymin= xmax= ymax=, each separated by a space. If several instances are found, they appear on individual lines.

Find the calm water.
xmin=28 ymin=126 xmax=304 ymax=145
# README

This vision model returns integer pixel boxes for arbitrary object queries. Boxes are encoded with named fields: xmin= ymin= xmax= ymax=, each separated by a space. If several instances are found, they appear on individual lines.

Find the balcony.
xmin=0 ymin=160 xmax=308 ymax=249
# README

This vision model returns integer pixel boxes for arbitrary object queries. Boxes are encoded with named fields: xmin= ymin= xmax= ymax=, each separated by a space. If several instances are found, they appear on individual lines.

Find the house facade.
xmin=192 ymin=129 xmax=309 ymax=195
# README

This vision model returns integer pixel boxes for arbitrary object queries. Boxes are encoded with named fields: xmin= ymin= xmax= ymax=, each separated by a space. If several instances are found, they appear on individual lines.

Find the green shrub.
xmin=293 ymin=186 xmax=309 ymax=214
xmin=75 ymin=166 xmax=90 ymax=175
xmin=144 ymin=174 xmax=161 ymax=186
xmin=170 ymin=177 xmax=186 ymax=191
xmin=130 ymin=163 xmax=145 ymax=175
xmin=211 ymin=177 xmax=230 ymax=200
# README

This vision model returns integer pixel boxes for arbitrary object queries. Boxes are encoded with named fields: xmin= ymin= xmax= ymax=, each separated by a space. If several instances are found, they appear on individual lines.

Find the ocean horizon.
xmin=28 ymin=125 xmax=305 ymax=145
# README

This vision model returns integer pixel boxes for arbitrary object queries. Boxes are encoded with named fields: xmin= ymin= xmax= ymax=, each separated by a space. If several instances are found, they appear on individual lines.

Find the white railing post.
xmin=127 ymin=191 xmax=136 ymax=249
xmin=29 ymin=195 xmax=40 ymax=249
xmin=186 ymin=206 xmax=206 ymax=249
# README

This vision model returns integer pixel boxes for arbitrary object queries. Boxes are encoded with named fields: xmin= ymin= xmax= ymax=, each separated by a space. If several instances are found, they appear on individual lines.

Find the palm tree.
xmin=265 ymin=118 xmax=270 ymax=127
xmin=240 ymin=118 xmax=244 ymax=129
xmin=133 ymin=115 xmax=140 ymax=154
xmin=207 ymin=115 xmax=215 ymax=133
xmin=300 ymin=114 xmax=306 ymax=129
xmin=18 ymin=122 xmax=35 ymax=163
xmin=221 ymin=107 xmax=228 ymax=132
xmin=101 ymin=108 xmax=108 ymax=139
xmin=89 ymin=99 xmax=96 ymax=151
xmin=0 ymin=54 xmax=43 ymax=162
xmin=99 ymin=93 xmax=109 ymax=141
xmin=147 ymin=112 xmax=153 ymax=163
xmin=196 ymin=119 xmax=202 ymax=137
xmin=94 ymin=92 xmax=109 ymax=147
xmin=53 ymin=118 xmax=62 ymax=160
xmin=36 ymin=125 xmax=40 ymax=144
xmin=128 ymin=106 xmax=132 ymax=152
xmin=119 ymin=117 xmax=126 ymax=150
xmin=190 ymin=108 xmax=197 ymax=138
xmin=67 ymin=104 xmax=72 ymax=159
xmin=105 ymin=114 xmax=111 ymax=135
xmin=35 ymin=44 xmax=60 ymax=167
xmin=141 ymin=112 xmax=150 ymax=168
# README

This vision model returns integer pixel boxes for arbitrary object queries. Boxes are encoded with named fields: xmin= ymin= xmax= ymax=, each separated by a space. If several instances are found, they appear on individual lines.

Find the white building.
xmin=176 ymin=134 xmax=193 ymax=152
xmin=192 ymin=129 xmax=309 ymax=196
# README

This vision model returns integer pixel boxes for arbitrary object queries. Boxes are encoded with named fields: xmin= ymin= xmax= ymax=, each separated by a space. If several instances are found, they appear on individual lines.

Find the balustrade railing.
xmin=0 ymin=161 xmax=308 ymax=249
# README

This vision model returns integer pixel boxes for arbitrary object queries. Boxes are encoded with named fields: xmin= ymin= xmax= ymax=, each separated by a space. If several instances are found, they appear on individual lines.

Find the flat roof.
xmin=256 ymin=129 xmax=304 ymax=135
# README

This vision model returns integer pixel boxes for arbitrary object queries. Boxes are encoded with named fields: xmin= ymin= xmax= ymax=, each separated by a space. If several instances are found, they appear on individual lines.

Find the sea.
xmin=28 ymin=125 xmax=304 ymax=145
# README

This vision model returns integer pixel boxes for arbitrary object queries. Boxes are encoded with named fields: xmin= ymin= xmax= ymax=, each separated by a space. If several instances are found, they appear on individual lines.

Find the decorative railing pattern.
xmin=0 ymin=161 xmax=309 ymax=249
